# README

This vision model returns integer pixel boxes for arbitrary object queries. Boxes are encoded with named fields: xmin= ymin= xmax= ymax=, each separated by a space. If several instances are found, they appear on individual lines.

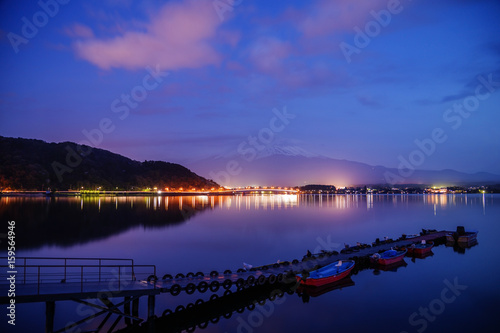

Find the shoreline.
xmin=0 ymin=191 xmax=493 ymax=197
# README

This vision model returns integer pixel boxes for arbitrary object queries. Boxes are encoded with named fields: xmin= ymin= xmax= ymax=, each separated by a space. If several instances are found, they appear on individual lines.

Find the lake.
xmin=1 ymin=194 xmax=499 ymax=333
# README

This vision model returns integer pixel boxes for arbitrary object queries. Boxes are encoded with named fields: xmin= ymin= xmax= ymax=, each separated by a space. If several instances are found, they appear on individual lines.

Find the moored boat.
xmin=297 ymin=277 xmax=355 ymax=299
xmin=296 ymin=260 xmax=355 ymax=287
xmin=407 ymin=240 xmax=434 ymax=255
xmin=371 ymin=249 xmax=407 ymax=265
xmin=446 ymin=226 xmax=478 ymax=244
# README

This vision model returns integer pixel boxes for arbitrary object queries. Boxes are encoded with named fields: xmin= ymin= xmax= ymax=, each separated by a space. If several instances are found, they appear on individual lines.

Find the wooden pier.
xmin=0 ymin=230 xmax=456 ymax=332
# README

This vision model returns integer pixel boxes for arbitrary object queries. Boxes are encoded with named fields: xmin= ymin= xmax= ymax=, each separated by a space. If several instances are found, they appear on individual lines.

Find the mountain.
xmin=0 ymin=136 xmax=218 ymax=191
xmin=186 ymin=146 xmax=500 ymax=187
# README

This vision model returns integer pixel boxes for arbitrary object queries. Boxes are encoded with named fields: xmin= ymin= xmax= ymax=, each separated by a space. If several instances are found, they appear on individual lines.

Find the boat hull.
xmin=296 ymin=260 xmax=355 ymax=287
xmin=407 ymin=242 xmax=434 ymax=255
xmin=374 ymin=249 xmax=407 ymax=265
xmin=446 ymin=231 xmax=478 ymax=244
xmin=297 ymin=277 xmax=355 ymax=297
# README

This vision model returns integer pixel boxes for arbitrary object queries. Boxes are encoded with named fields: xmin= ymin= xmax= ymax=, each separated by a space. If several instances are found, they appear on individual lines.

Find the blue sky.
xmin=0 ymin=0 xmax=499 ymax=175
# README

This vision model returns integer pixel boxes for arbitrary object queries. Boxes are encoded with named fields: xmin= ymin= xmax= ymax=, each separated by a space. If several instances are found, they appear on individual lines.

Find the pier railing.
xmin=0 ymin=257 xmax=157 ymax=294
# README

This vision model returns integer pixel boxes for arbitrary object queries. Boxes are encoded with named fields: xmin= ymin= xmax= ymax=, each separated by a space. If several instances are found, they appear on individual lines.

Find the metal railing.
xmin=0 ymin=257 xmax=156 ymax=294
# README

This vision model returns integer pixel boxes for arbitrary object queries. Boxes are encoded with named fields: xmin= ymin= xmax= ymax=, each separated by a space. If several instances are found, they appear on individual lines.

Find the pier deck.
xmin=0 ymin=231 xmax=449 ymax=304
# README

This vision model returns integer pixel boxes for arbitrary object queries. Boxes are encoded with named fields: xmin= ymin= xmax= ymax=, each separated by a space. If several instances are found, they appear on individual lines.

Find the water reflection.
xmin=0 ymin=194 xmax=494 ymax=251
xmin=0 ymin=196 xmax=216 ymax=250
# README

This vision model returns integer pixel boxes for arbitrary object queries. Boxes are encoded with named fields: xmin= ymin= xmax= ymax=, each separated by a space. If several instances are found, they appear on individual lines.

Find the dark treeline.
xmin=0 ymin=136 xmax=218 ymax=191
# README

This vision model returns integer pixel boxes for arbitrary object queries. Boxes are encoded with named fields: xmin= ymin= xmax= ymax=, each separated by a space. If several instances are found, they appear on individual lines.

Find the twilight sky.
xmin=1 ymin=0 xmax=499 ymax=175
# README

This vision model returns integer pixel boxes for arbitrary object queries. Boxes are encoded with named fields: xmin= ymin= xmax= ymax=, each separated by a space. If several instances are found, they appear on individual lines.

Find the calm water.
xmin=1 ymin=194 xmax=499 ymax=333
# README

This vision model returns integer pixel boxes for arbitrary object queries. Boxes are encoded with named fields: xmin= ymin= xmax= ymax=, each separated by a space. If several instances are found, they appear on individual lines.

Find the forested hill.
xmin=0 ymin=136 xmax=219 ymax=191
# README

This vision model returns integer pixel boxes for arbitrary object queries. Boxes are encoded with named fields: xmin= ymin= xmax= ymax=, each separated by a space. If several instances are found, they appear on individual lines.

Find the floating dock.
xmin=0 ymin=229 xmax=471 ymax=333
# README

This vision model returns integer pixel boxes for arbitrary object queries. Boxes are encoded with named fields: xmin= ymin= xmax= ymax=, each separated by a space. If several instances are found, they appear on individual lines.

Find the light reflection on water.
xmin=0 ymin=194 xmax=499 ymax=333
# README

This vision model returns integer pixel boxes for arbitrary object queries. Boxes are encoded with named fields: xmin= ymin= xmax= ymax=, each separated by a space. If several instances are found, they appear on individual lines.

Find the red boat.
xmin=371 ymin=249 xmax=407 ymax=265
xmin=407 ymin=241 xmax=433 ymax=255
xmin=298 ymin=277 xmax=355 ymax=297
xmin=296 ymin=260 xmax=355 ymax=287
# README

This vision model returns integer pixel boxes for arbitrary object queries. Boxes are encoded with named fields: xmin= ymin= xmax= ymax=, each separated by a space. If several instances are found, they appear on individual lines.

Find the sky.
xmin=0 ymin=0 xmax=499 ymax=176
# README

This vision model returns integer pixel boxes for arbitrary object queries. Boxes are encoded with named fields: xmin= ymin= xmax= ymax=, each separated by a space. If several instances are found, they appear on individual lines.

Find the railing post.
xmin=118 ymin=266 xmax=121 ymax=290
xmin=99 ymin=259 xmax=101 ymax=282
xmin=46 ymin=301 xmax=55 ymax=333
xmin=132 ymin=259 xmax=136 ymax=281
xmin=64 ymin=258 xmax=67 ymax=282
xmin=23 ymin=258 xmax=26 ymax=284
xmin=38 ymin=266 xmax=40 ymax=294
xmin=81 ymin=266 xmax=83 ymax=293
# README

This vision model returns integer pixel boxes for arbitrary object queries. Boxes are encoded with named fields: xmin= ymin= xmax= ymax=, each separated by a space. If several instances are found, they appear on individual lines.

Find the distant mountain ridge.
xmin=187 ymin=147 xmax=500 ymax=187
xmin=0 ymin=136 xmax=218 ymax=191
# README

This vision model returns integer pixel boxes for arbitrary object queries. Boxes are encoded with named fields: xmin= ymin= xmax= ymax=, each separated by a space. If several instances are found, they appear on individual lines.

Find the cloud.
xmin=64 ymin=23 xmax=94 ymax=38
xmin=248 ymin=37 xmax=293 ymax=75
xmin=299 ymin=0 xmax=389 ymax=38
xmin=73 ymin=0 xmax=223 ymax=70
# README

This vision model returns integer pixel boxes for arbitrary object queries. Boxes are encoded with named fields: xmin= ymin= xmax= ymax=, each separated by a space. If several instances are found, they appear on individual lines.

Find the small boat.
xmin=297 ymin=277 xmax=355 ymax=299
xmin=407 ymin=240 xmax=434 ymax=255
xmin=446 ymin=226 xmax=478 ymax=244
xmin=371 ymin=249 xmax=407 ymax=265
xmin=296 ymin=260 xmax=355 ymax=287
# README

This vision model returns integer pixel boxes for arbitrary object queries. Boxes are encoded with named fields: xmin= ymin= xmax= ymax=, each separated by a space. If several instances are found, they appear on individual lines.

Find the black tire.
xmin=262 ymin=265 xmax=269 ymax=270
xmin=273 ymin=263 xmax=280 ymax=268
xmin=147 ymin=275 xmax=158 ymax=283
xmin=236 ymin=307 xmax=245 ymax=313
xmin=247 ymin=303 xmax=255 ymax=310
xmin=195 ymin=299 xmax=204 ymax=306
xmin=236 ymin=278 xmax=245 ymax=288
xmin=162 ymin=274 xmax=173 ymax=280
xmin=170 ymin=284 xmax=181 ymax=296
xmin=277 ymin=273 xmax=284 ymax=283
xmin=223 ymin=279 xmax=232 ymax=290
xmin=209 ymin=280 xmax=220 ymax=292
xmin=187 ymin=303 xmax=194 ymax=309
xmin=247 ymin=275 xmax=256 ymax=286
xmin=292 ymin=259 xmax=299 ymax=264
xmin=175 ymin=273 xmax=185 ymax=279
xmin=268 ymin=274 xmax=277 ymax=284
xmin=198 ymin=321 xmax=208 ymax=329
xmin=257 ymin=274 xmax=266 ymax=285
xmin=195 ymin=271 xmax=204 ymax=277
xmin=258 ymin=299 xmax=266 ymax=305
xmin=186 ymin=272 xmax=195 ymax=278
xmin=237 ymin=268 xmax=245 ymax=273
xmin=223 ymin=289 xmax=232 ymax=296
xmin=197 ymin=281 xmax=209 ymax=293
xmin=185 ymin=283 xmax=196 ymax=294
xmin=210 ymin=316 xmax=219 ymax=324
xmin=210 ymin=294 xmax=219 ymax=301
xmin=162 ymin=309 xmax=172 ymax=316
xmin=175 ymin=305 xmax=185 ymax=312
xmin=224 ymin=269 xmax=232 ymax=275
xmin=210 ymin=270 xmax=219 ymax=277
xmin=186 ymin=326 xmax=196 ymax=333
xmin=223 ymin=312 xmax=232 ymax=319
